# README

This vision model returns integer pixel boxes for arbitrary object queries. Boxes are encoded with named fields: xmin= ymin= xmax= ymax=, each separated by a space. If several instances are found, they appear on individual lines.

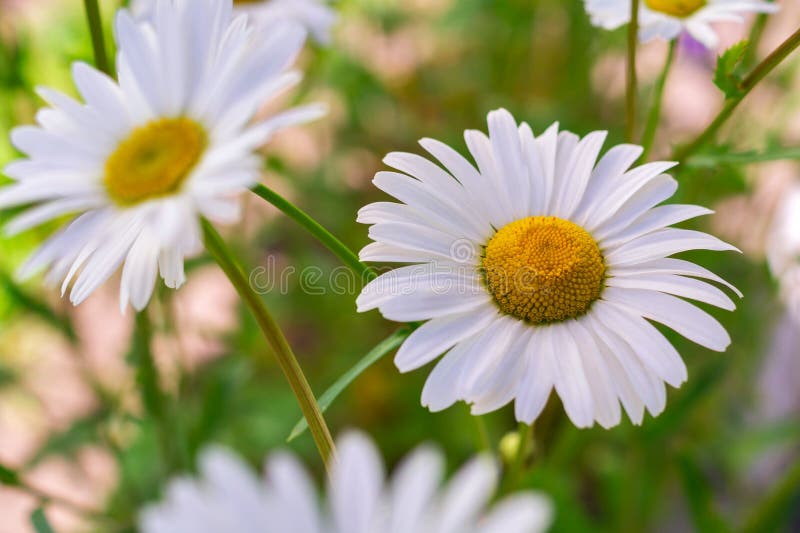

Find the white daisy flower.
xmin=0 ymin=0 xmax=325 ymax=312
xmin=131 ymin=0 xmax=337 ymax=44
xmin=584 ymin=0 xmax=779 ymax=49
xmin=357 ymin=109 xmax=741 ymax=429
xmin=139 ymin=431 xmax=554 ymax=533
xmin=767 ymin=184 xmax=800 ymax=320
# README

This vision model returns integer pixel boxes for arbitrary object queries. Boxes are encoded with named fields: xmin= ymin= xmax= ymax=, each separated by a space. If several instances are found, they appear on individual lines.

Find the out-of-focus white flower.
xmin=131 ymin=0 xmax=337 ymax=44
xmin=0 ymin=0 xmax=324 ymax=312
xmin=140 ymin=431 xmax=554 ymax=533
xmin=767 ymin=185 xmax=800 ymax=319
xmin=584 ymin=0 xmax=778 ymax=49
xmin=357 ymin=108 xmax=741 ymax=429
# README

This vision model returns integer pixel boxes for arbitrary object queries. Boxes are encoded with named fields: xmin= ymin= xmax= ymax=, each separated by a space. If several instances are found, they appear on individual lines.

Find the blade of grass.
xmin=288 ymin=327 xmax=411 ymax=441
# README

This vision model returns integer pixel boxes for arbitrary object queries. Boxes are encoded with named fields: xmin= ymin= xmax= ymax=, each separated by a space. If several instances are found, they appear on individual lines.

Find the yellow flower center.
xmin=645 ymin=0 xmax=706 ymax=17
xmin=482 ymin=216 xmax=606 ymax=324
xmin=104 ymin=117 xmax=206 ymax=206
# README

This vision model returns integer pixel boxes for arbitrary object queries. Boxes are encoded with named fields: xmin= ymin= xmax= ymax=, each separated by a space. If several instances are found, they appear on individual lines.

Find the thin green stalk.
xmin=132 ymin=313 xmax=173 ymax=471
xmin=82 ymin=0 xmax=111 ymax=76
xmin=504 ymin=423 xmax=534 ymax=492
xmin=740 ymin=456 xmax=800 ymax=533
xmin=473 ymin=415 xmax=492 ymax=454
xmin=626 ymin=0 xmax=640 ymax=142
xmin=288 ymin=327 xmax=411 ymax=441
xmin=641 ymin=41 xmax=676 ymax=160
xmin=674 ymin=25 xmax=800 ymax=162
xmin=251 ymin=184 xmax=376 ymax=283
xmin=743 ymin=1 xmax=775 ymax=68
xmin=201 ymin=219 xmax=335 ymax=466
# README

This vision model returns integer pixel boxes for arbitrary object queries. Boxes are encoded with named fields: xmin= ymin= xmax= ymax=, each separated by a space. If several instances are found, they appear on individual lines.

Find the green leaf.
xmin=0 ymin=271 xmax=76 ymax=341
xmin=678 ymin=454 xmax=731 ymax=533
xmin=713 ymin=40 xmax=749 ymax=98
xmin=686 ymin=147 xmax=800 ymax=167
xmin=26 ymin=408 xmax=110 ymax=468
xmin=288 ymin=328 xmax=411 ymax=442
xmin=30 ymin=508 xmax=56 ymax=533
xmin=0 ymin=463 xmax=20 ymax=486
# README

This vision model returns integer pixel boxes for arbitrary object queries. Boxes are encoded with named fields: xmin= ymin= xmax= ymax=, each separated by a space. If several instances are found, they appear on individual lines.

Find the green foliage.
xmin=30 ymin=508 xmax=56 ymax=533
xmin=714 ymin=41 xmax=750 ymax=98
xmin=289 ymin=327 xmax=411 ymax=441
xmin=0 ymin=1 xmax=798 ymax=532
xmin=678 ymin=454 xmax=731 ymax=533
xmin=0 ymin=463 xmax=20 ymax=486
xmin=26 ymin=409 xmax=111 ymax=468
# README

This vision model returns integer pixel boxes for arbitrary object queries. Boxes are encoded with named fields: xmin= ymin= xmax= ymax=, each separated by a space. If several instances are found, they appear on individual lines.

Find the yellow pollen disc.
xmin=645 ymin=0 xmax=706 ymax=17
xmin=482 ymin=216 xmax=606 ymax=324
xmin=104 ymin=117 xmax=206 ymax=206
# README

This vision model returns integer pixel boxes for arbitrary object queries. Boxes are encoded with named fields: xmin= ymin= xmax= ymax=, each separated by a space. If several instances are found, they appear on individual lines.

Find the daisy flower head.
xmin=357 ymin=109 xmax=741 ymax=429
xmin=767 ymin=184 xmax=800 ymax=320
xmin=584 ymin=0 xmax=779 ymax=49
xmin=140 ymin=431 xmax=554 ymax=533
xmin=0 ymin=0 xmax=325 ymax=312
xmin=131 ymin=0 xmax=337 ymax=44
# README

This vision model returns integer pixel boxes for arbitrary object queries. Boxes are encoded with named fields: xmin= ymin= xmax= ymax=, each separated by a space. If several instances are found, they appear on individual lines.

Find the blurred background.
xmin=1 ymin=0 xmax=800 ymax=531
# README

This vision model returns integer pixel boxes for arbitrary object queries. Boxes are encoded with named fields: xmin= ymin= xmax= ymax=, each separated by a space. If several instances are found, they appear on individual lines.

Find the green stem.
xmin=201 ymin=219 xmax=335 ymax=466
xmin=626 ymin=0 xmax=640 ymax=142
xmin=82 ymin=0 xmax=111 ymax=76
xmin=473 ymin=415 xmax=492 ymax=454
xmin=740 ymin=456 xmax=800 ymax=533
xmin=505 ymin=422 xmax=534 ymax=492
xmin=251 ymin=184 xmax=375 ymax=283
xmin=132 ymin=313 xmax=173 ymax=470
xmin=743 ymin=1 xmax=775 ymax=68
xmin=641 ymin=41 xmax=676 ymax=160
xmin=674 ymin=25 xmax=800 ymax=162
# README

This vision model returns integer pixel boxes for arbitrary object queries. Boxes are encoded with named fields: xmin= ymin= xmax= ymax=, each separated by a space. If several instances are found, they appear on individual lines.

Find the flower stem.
xmin=626 ymin=0 xmax=640 ymax=142
xmin=472 ymin=413 xmax=492 ymax=453
xmin=674 ymin=25 xmax=800 ymax=162
xmin=641 ymin=41 xmax=676 ymax=160
xmin=504 ymin=422 xmax=534 ymax=492
xmin=132 ymin=312 xmax=174 ymax=471
xmin=201 ymin=219 xmax=335 ymax=466
xmin=251 ymin=184 xmax=376 ymax=283
xmin=82 ymin=0 xmax=111 ymax=76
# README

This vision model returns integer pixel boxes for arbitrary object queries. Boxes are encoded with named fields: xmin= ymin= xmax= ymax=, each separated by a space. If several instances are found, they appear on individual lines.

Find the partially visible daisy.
xmin=357 ymin=109 xmax=740 ymax=429
xmin=767 ymin=184 xmax=800 ymax=319
xmin=131 ymin=0 xmax=337 ymax=44
xmin=0 ymin=0 xmax=324 ymax=312
xmin=139 ymin=431 xmax=554 ymax=533
xmin=584 ymin=0 xmax=779 ymax=49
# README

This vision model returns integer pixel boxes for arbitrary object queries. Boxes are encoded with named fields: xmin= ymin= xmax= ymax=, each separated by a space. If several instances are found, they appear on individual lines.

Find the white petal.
xmin=389 ymin=445 xmax=444 ymax=533
xmin=603 ymin=287 xmax=731 ymax=351
xmin=329 ymin=432 xmax=384 ymax=533
xmin=433 ymin=455 xmax=497 ymax=533
xmin=394 ymin=305 xmax=498 ymax=372
xmin=514 ymin=327 xmax=556 ymax=423
xmin=479 ymin=493 xmax=553 ymax=533
xmin=606 ymin=228 xmax=739 ymax=267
